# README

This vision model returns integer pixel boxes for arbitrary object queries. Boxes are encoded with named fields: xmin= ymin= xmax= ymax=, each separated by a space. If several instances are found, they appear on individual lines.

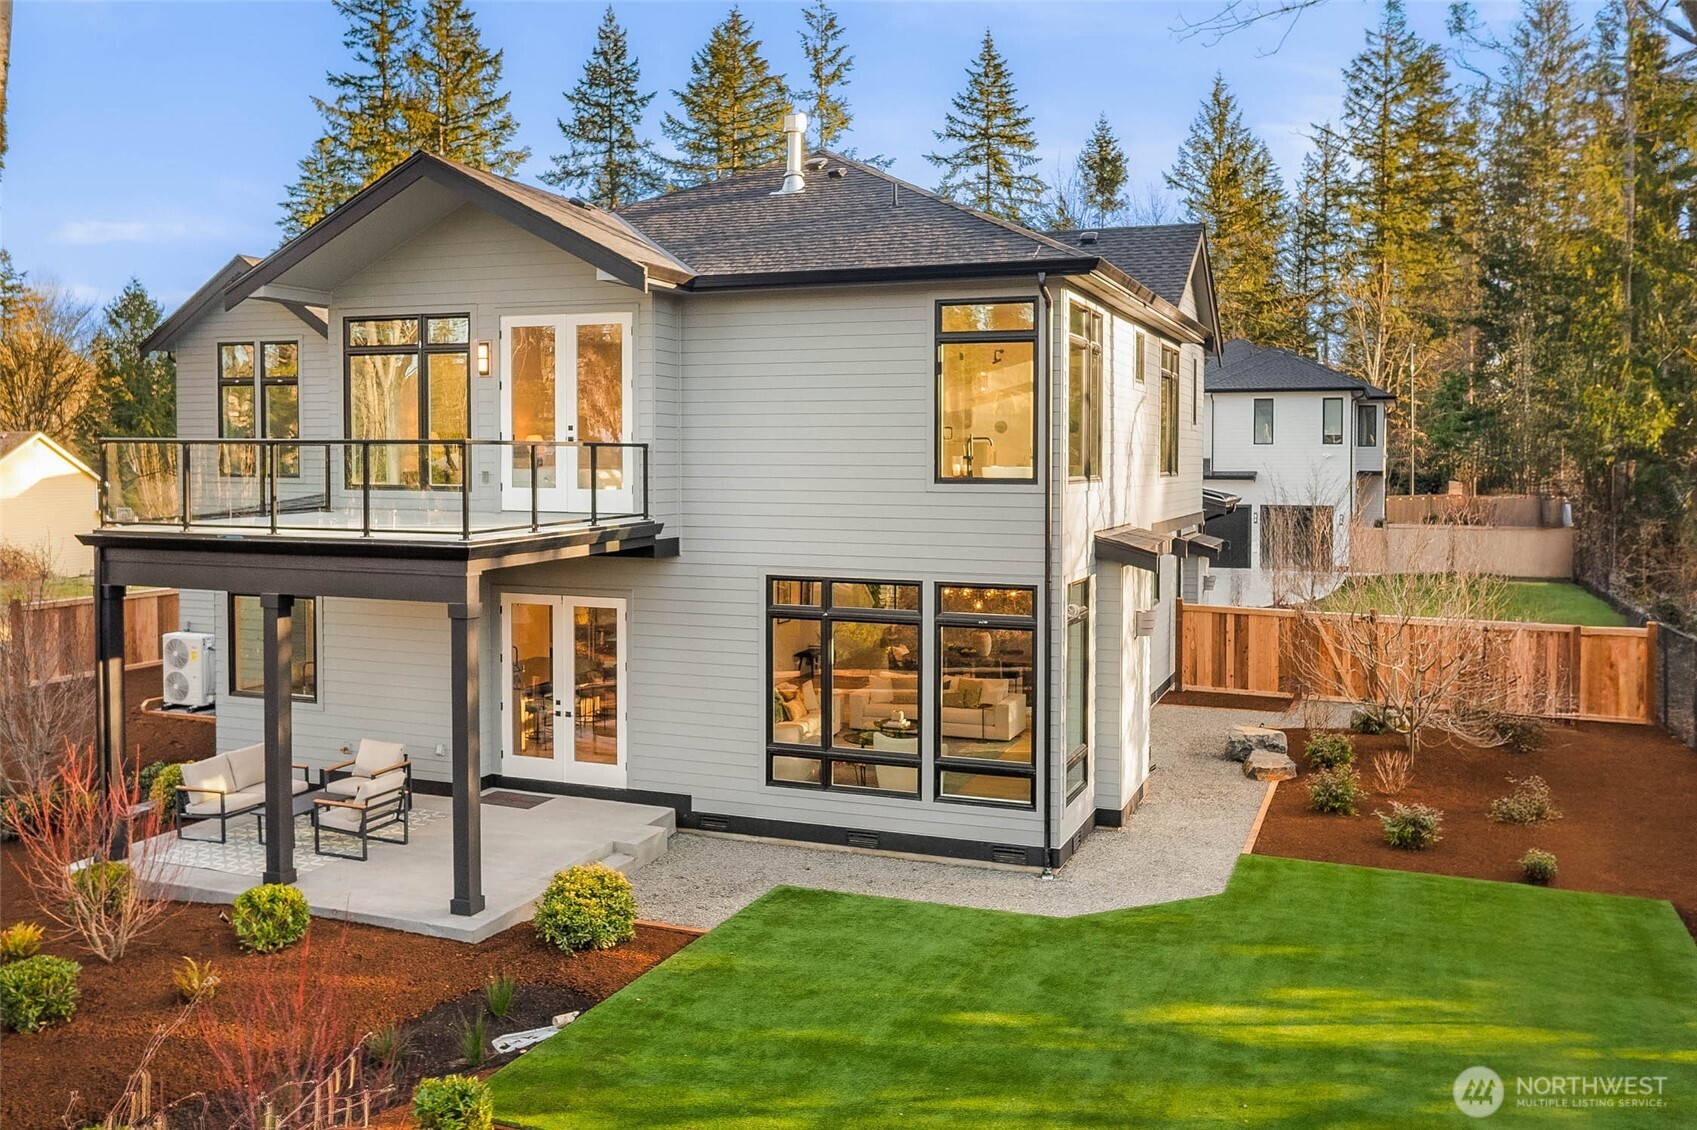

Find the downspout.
xmin=1038 ymin=272 xmax=1056 ymax=878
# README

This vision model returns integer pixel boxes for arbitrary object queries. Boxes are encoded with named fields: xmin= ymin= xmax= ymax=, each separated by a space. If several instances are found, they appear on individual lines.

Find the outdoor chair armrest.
xmin=313 ymin=797 xmax=366 ymax=810
xmin=369 ymin=759 xmax=412 ymax=778
xmin=321 ymin=757 xmax=357 ymax=774
xmin=176 ymin=783 xmax=231 ymax=795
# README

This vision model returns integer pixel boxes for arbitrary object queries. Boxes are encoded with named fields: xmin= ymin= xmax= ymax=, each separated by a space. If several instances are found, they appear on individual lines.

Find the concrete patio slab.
xmin=136 ymin=790 xmax=675 ymax=943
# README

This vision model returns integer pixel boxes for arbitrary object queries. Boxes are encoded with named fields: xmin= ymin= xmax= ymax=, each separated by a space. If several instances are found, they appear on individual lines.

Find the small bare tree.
xmin=0 ymin=545 xmax=88 ymax=807
xmin=1260 ymin=469 xmax=1351 ymax=609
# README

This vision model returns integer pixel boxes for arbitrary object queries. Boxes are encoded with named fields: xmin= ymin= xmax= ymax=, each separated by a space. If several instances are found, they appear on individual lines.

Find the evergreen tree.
xmin=542 ymin=6 xmax=662 ymax=208
xmin=926 ymin=31 xmax=1045 ymax=224
xmin=281 ymin=136 xmax=359 ymax=236
xmin=1165 ymin=74 xmax=1300 ymax=346
xmin=1290 ymin=123 xmax=1352 ymax=363
xmin=1078 ymin=114 xmax=1128 ymax=224
xmin=90 ymin=280 xmax=175 ymax=440
xmin=661 ymin=6 xmax=791 ymax=185
xmin=798 ymin=0 xmax=853 ymax=149
xmin=406 ymin=0 xmax=528 ymax=172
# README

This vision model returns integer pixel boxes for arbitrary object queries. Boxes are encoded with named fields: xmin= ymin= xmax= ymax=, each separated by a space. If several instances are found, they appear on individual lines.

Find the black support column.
xmin=92 ymin=559 xmax=127 ymax=791
xmin=261 ymin=593 xmax=297 ymax=886
xmin=448 ymin=601 xmax=484 ymax=916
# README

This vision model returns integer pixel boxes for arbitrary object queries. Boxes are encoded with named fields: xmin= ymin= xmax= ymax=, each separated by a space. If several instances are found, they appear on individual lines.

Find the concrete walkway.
xmin=633 ymin=702 xmax=1290 ymax=929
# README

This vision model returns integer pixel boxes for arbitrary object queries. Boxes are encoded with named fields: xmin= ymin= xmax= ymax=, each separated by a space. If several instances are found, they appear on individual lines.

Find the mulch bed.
xmin=0 ymin=837 xmax=696 ymax=1128
xmin=1252 ymin=719 xmax=1697 ymax=937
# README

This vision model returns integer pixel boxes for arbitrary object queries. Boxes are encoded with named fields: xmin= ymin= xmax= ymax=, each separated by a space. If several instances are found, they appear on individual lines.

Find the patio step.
xmin=607 ymin=816 xmax=673 ymax=871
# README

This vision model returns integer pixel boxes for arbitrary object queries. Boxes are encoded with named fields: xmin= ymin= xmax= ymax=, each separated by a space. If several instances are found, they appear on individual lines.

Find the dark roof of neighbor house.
xmin=1205 ymin=338 xmax=1395 ymax=399
xmin=1042 ymin=224 xmax=1204 ymax=308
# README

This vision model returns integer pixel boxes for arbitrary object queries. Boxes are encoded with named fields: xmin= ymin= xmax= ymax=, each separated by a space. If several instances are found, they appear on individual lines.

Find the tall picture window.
xmin=1356 ymin=402 xmax=1379 ymax=447
xmin=936 ymin=585 xmax=1037 ymax=807
xmin=1253 ymin=398 xmax=1275 ymax=445
xmin=219 ymin=341 xmax=300 ymax=476
xmin=1159 ymin=344 xmax=1180 ymax=474
xmin=1322 ymin=396 xmax=1344 ymax=445
xmin=230 ymin=595 xmax=317 ymax=701
xmin=344 ymin=314 xmax=470 ymax=488
xmin=769 ymin=579 xmax=922 ymax=796
xmin=1067 ymin=302 xmax=1103 ymax=479
xmin=1064 ymin=580 xmax=1090 ymax=799
xmin=936 ymin=300 xmax=1038 ymax=482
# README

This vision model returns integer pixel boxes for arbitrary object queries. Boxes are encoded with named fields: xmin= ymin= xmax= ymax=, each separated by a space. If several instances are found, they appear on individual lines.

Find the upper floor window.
xmin=1322 ymin=397 xmax=1344 ymax=445
xmin=1191 ymin=357 xmax=1199 ymax=424
xmin=344 ymin=315 xmax=469 ymax=488
xmin=1253 ymin=398 xmax=1275 ymax=445
xmin=1067 ymin=302 xmax=1103 ymax=479
xmin=219 ymin=340 xmax=300 ymax=475
xmin=937 ymin=300 xmax=1037 ymax=482
xmin=1356 ymin=403 xmax=1379 ymax=447
xmin=1159 ymin=344 xmax=1180 ymax=475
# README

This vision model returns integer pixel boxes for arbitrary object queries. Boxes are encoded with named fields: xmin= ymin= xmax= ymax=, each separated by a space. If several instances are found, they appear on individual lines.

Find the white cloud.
xmin=56 ymin=216 xmax=239 ymax=247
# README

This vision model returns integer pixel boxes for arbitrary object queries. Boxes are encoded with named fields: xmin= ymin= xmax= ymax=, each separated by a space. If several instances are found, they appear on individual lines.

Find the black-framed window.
xmin=1067 ymin=301 xmax=1103 ymax=479
xmin=1191 ymin=356 xmax=1200 ymax=424
xmin=1323 ymin=396 xmax=1344 ymax=445
xmin=1064 ymin=580 xmax=1090 ymax=800
xmin=1260 ymin=505 xmax=1335 ymax=571
xmin=344 ymin=314 xmax=470 ymax=489
xmin=936 ymin=584 xmax=1038 ymax=808
xmin=768 ymin=578 xmax=922 ymax=797
xmin=936 ymin=300 xmax=1038 ymax=482
xmin=219 ymin=341 xmax=300 ymax=476
xmin=1253 ymin=398 xmax=1275 ymax=445
xmin=230 ymin=594 xmax=317 ymax=701
xmin=1159 ymin=344 xmax=1180 ymax=475
xmin=1356 ymin=402 xmax=1379 ymax=447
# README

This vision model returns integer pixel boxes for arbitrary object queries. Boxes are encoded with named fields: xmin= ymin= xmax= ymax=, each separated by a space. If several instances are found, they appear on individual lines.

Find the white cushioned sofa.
xmin=939 ymin=676 xmax=1028 ymax=741
xmin=177 ymin=743 xmax=312 ymax=842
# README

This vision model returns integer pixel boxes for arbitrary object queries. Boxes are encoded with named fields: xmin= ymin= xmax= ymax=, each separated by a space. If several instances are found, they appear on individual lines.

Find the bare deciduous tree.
xmin=0 ymin=274 xmax=98 ymax=452
xmin=0 ymin=545 xmax=88 ymax=804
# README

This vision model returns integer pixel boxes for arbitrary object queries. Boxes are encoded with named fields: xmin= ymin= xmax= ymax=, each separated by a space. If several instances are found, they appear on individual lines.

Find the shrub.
xmin=1306 ymin=765 xmax=1363 ymax=815
xmin=413 ymin=1074 xmax=494 ymax=1130
xmin=173 ymin=955 xmax=221 ymax=1003
xmin=485 ymin=971 xmax=516 ymax=1019
xmin=1491 ymin=714 xmax=1545 ymax=754
xmin=0 ymin=922 xmax=45 ymax=964
xmin=533 ymin=863 xmax=636 ymax=953
xmin=71 ymin=859 xmax=134 ymax=918
xmin=231 ymin=883 xmax=310 ymax=953
xmin=1371 ymin=749 xmax=1412 ymax=795
xmin=145 ymin=762 xmax=187 ymax=819
xmin=367 ymin=1023 xmax=409 ymax=1079
xmin=1377 ymin=803 xmax=1443 ymax=850
xmin=1350 ymin=709 xmax=1391 ymax=735
xmin=0 ymin=953 xmax=81 ymax=1032
xmin=1489 ymin=776 xmax=1561 ymax=825
xmin=1304 ymin=732 xmax=1354 ymax=769
xmin=1520 ymin=849 xmax=1558 ymax=885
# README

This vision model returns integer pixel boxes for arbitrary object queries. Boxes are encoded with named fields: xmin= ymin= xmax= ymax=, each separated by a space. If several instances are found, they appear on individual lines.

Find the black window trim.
xmin=934 ymin=297 xmax=1041 ymax=487
xmin=933 ymin=582 xmax=1040 ymax=811
xmin=1322 ymin=396 xmax=1345 ymax=445
xmin=1356 ymin=401 xmax=1379 ymax=448
xmin=341 ymin=312 xmax=472 ymax=492
xmin=227 ymin=593 xmax=319 ymax=703
xmin=218 ymin=338 xmax=301 ymax=441
xmin=766 ymin=575 xmax=925 ymax=800
xmin=1253 ymin=397 xmax=1276 ymax=445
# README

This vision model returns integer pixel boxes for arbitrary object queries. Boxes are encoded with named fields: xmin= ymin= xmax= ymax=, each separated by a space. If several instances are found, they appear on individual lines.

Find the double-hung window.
xmin=1253 ymin=398 xmax=1275 ymax=445
xmin=936 ymin=300 xmax=1037 ymax=482
xmin=229 ymin=594 xmax=317 ymax=701
xmin=1067 ymin=302 xmax=1103 ymax=479
xmin=1356 ymin=402 xmax=1379 ymax=447
xmin=768 ymin=579 xmax=922 ymax=796
xmin=1159 ymin=344 xmax=1180 ymax=475
xmin=1064 ymin=580 xmax=1090 ymax=799
xmin=1322 ymin=396 xmax=1344 ymax=445
xmin=219 ymin=341 xmax=300 ymax=476
xmin=344 ymin=314 xmax=470 ymax=488
xmin=936 ymin=584 xmax=1037 ymax=807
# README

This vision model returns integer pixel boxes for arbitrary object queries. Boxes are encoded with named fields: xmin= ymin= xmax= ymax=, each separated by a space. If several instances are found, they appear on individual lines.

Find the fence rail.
xmin=5 ymin=589 xmax=178 ymax=682
xmin=1177 ymin=602 xmax=1656 ymax=725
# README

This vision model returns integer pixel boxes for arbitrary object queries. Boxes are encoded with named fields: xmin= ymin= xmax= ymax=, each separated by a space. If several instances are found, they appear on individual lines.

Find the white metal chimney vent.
xmin=771 ymin=110 xmax=808 ymax=196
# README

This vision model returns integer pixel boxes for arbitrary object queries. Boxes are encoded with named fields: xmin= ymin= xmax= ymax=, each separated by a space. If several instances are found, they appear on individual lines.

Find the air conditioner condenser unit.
xmin=161 ymin=631 xmax=216 ymax=709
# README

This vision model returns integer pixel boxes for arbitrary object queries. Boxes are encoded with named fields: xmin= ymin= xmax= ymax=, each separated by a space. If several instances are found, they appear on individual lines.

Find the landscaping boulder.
xmin=1243 ymin=750 xmax=1298 ymax=782
xmin=1224 ymin=725 xmax=1288 ymax=762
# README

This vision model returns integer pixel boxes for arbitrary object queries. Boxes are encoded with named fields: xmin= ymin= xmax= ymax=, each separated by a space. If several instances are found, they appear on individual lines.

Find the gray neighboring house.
xmin=1202 ymin=339 xmax=1394 ymax=607
xmin=85 ymin=121 xmax=1221 ymax=918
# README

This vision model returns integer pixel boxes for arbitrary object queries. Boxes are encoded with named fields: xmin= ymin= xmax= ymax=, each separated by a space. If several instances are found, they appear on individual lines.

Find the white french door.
xmin=499 ymin=313 xmax=634 ymax=515
xmin=499 ymin=593 xmax=627 ymax=788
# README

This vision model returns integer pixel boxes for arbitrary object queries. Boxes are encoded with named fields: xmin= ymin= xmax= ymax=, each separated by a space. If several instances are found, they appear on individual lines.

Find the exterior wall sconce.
xmin=476 ymin=341 xmax=491 ymax=376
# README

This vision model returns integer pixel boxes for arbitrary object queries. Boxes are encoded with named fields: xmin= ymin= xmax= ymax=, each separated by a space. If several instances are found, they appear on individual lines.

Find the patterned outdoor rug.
xmin=148 ymin=805 xmax=446 ymax=877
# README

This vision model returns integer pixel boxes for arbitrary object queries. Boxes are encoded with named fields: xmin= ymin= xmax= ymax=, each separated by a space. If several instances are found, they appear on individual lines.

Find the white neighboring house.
xmin=1201 ymin=340 xmax=1394 ymax=607
xmin=0 ymin=431 xmax=99 ymax=576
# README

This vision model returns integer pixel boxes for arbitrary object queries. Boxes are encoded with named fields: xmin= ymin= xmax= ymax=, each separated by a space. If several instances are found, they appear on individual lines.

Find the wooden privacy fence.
xmin=4 ymin=589 xmax=178 ymax=682
xmin=1177 ymin=601 xmax=1657 ymax=725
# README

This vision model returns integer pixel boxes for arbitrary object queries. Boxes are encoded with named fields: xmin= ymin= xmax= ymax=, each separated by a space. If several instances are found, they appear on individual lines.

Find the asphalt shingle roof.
xmin=1042 ymin=224 xmax=1204 ymax=307
xmin=1205 ymin=338 xmax=1395 ymax=399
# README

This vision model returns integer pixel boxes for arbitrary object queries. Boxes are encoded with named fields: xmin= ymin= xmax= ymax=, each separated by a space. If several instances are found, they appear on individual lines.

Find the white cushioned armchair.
xmin=321 ymin=739 xmax=412 ymax=808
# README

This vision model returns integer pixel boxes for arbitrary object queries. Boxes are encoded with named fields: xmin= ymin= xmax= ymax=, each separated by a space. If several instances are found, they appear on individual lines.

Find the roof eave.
xmin=682 ymin=258 xmax=1098 ymax=291
xmin=139 ymin=254 xmax=261 ymax=355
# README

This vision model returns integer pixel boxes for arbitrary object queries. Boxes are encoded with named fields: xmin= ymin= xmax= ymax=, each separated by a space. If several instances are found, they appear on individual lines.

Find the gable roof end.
xmin=1205 ymin=338 xmax=1395 ymax=399
xmin=140 ymin=254 xmax=263 ymax=355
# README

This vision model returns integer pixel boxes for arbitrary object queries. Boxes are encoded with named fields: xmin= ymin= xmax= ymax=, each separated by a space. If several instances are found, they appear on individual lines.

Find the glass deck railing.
xmin=98 ymin=438 xmax=650 ymax=539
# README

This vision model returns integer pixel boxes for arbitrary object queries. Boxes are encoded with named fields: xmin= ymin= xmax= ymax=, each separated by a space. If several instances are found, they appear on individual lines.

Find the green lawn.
xmin=492 ymin=856 xmax=1696 ymax=1128
xmin=1318 ymin=578 xmax=1626 ymax=627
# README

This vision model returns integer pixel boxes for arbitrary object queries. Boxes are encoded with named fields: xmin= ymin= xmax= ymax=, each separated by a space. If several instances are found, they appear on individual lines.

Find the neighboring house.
xmin=1201 ymin=339 xmax=1394 ymax=607
xmin=0 ymin=430 xmax=99 ymax=576
xmin=83 ymin=117 xmax=1220 ymax=917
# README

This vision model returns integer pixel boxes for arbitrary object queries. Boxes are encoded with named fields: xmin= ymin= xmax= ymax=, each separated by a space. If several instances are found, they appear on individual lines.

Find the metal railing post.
xmin=461 ymin=440 xmax=472 ymax=539
xmin=179 ymin=443 xmax=191 ymax=529
xmin=98 ymin=441 xmax=111 ymax=525
xmin=362 ymin=443 xmax=373 ymax=537
xmin=529 ymin=444 xmax=540 ymax=532
xmin=267 ymin=443 xmax=279 ymax=534
xmin=322 ymin=443 xmax=332 ymax=513
xmin=640 ymin=443 xmax=650 ymax=519
xmin=589 ymin=444 xmax=599 ymax=526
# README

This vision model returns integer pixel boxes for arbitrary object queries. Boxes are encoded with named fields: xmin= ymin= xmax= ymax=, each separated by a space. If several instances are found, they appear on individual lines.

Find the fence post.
xmin=1570 ymin=625 xmax=1584 ymax=717
xmin=1644 ymin=620 xmax=1659 ymax=726
xmin=1174 ymin=597 xmax=1185 ymax=692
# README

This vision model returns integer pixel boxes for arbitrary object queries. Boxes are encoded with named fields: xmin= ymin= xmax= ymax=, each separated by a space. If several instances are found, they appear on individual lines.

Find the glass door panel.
xmin=501 ymin=318 xmax=568 ymax=512
xmin=573 ymin=604 xmax=619 ymax=768
xmin=503 ymin=599 xmax=556 ymax=772
xmin=501 ymin=594 xmax=626 ymax=786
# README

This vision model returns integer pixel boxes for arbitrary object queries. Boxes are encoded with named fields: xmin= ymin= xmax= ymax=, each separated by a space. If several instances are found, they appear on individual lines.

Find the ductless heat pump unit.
xmin=161 ymin=631 xmax=216 ymax=709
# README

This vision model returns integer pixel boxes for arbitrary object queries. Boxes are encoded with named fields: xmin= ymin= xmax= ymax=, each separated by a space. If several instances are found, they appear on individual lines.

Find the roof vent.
xmin=805 ymin=155 xmax=828 ymax=171
xmin=827 ymin=166 xmax=847 ymax=179
xmin=1079 ymin=229 xmax=1099 ymax=244
xmin=567 ymin=196 xmax=595 ymax=210
xmin=771 ymin=110 xmax=808 ymax=196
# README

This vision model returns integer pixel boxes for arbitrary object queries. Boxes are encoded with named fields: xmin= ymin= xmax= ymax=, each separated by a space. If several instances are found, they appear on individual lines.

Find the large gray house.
xmin=86 ymin=118 xmax=1222 ymax=918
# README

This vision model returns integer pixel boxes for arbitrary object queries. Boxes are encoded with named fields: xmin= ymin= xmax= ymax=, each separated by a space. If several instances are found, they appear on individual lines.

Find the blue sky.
xmin=5 ymin=1 xmax=1572 ymax=314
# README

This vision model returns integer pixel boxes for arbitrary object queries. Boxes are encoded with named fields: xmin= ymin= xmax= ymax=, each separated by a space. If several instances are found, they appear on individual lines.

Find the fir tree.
xmin=1165 ymin=73 xmax=1300 ymax=347
xmin=281 ymin=136 xmax=359 ymax=237
xmin=1290 ymin=123 xmax=1352 ymax=364
xmin=926 ymin=30 xmax=1045 ymax=224
xmin=661 ymin=6 xmax=791 ymax=185
xmin=798 ymin=0 xmax=853 ymax=149
xmin=405 ymin=0 xmax=528 ymax=173
xmin=91 ymin=280 xmax=175 ymax=440
xmin=1078 ymin=115 xmax=1128 ymax=225
xmin=542 ymin=6 xmax=662 ymax=208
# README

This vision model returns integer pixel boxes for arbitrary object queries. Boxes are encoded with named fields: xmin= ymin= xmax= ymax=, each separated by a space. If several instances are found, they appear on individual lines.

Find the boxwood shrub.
xmin=533 ymin=863 xmax=636 ymax=953
xmin=413 ymin=1073 xmax=494 ymax=1130
xmin=232 ymin=883 xmax=311 ymax=953
xmin=0 ymin=954 xmax=81 ymax=1033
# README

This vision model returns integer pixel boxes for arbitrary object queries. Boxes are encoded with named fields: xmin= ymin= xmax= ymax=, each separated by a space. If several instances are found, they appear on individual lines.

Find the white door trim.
xmin=497 ymin=592 xmax=627 ymax=788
